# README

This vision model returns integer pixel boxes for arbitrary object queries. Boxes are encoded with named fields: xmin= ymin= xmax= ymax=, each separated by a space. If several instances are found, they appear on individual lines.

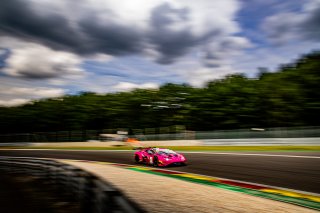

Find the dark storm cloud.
xmin=148 ymin=3 xmax=196 ymax=64
xmin=0 ymin=0 xmax=143 ymax=56
xmin=0 ymin=0 xmax=229 ymax=66
xmin=78 ymin=16 xmax=143 ymax=55
xmin=203 ymin=52 xmax=222 ymax=68
xmin=302 ymin=5 xmax=320 ymax=41
xmin=263 ymin=2 xmax=320 ymax=43
xmin=17 ymin=69 xmax=59 ymax=79
xmin=0 ymin=0 xmax=82 ymax=52
xmin=149 ymin=3 xmax=222 ymax=64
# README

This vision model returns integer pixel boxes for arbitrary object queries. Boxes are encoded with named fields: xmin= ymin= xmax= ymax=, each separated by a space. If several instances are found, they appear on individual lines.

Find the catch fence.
xmin=0 ymin=126 xmax=319 ymax=143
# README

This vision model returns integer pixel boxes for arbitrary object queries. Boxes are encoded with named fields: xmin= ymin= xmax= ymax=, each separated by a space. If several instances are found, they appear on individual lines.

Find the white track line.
xmin=179 ymin=152 xmax=320 ymax=159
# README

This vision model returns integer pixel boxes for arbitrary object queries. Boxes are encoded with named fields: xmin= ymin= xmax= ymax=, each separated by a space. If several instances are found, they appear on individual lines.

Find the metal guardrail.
xmin=1 ymin=126 xmax=319 ymax=143
xmin=194 ymin=127 xmax=320 ymax=139
xmin=135 ymin=127 xmax=320 ymax=141
xmin=202 ymin=138 xmax=320 ymax=146
xmin=0 ymin=157 xmax=145 ymax=213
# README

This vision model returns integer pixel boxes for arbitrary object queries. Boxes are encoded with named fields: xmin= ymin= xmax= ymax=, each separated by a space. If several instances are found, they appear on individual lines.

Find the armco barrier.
xmin=202 ymin=137 xmax=320 ymax=146
xmin=0 ymin=157 xmax=145 ymax=213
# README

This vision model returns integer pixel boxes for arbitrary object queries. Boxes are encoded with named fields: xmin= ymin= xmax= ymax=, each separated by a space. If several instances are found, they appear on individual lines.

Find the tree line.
xmin=0 ymin=51 xmax=319 ymax=134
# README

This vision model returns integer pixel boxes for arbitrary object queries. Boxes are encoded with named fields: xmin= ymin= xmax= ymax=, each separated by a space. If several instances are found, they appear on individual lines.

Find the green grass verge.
xmin=2 ymin=145 xmax=320 ymax=151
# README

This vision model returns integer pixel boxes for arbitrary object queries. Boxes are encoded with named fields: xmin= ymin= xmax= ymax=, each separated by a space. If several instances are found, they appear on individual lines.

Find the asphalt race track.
xmin=0 ymin=150 xmax=319 ymax=194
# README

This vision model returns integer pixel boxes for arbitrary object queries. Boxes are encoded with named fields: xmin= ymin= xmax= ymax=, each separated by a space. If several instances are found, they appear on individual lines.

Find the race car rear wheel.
xmin=153 ymin=156 xmax=159 ymax=167
xmin=135 ymin=155 xmax=140 ymax=163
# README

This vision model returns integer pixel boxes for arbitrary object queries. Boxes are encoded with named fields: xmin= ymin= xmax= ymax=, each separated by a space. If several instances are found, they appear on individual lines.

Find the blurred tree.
xmin=0 ymin=51 xmax=319 ymax=133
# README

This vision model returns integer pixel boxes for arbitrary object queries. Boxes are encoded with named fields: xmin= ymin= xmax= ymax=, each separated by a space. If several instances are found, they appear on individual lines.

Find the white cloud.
xmin=232 ymin=40 xmax=320 ymax=76
xmin=262 ymin=12 xmax=305 ymax=44
xmin=0 ymin=99 xmax=30 ymax=107
xmin=202 ymin=36 xmax=252 ymax=67
xmin=165 ymin=55 xmax=236 ymax=87
xmin=2 ymin=42 xmax=85 ymax=79
xmin=0 ymin=83 xmax=66 ymax=106
xmin=262 ymin=0 xmax=320 ymax=44
xmin=1 ymin=87 xmax=65 ymax=97
xmin=59 ymin=0 xmax=240 ymax=35
xmin=182 ymin=66 xmax=236 ymax=87
xmin=113 ymin=82 xmax=159 ymax=91
xmin=86 ymin=53 xmax=114 ymax=62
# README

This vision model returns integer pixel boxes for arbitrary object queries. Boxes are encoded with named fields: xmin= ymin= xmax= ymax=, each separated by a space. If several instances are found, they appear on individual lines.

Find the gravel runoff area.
xmin=60 ymin=160 xmax=318 ymax=213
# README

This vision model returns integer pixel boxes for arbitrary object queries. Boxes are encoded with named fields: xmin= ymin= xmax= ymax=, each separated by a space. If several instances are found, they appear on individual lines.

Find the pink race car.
xmin=134 ymin=147 xmax=187 ymax=167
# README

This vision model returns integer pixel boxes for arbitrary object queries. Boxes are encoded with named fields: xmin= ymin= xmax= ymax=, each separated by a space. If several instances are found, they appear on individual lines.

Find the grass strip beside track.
xmin=2 ymin=145 xmax=320 ymax=151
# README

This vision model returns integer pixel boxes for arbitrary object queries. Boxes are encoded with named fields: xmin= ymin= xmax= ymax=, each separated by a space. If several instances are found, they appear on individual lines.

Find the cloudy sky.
xmin=0 ymin=0 xmax=319 ymax=106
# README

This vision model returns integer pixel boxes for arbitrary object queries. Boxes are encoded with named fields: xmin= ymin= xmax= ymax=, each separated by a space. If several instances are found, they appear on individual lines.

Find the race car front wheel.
xmin=135 ymin=155 xmax=140 ymax=163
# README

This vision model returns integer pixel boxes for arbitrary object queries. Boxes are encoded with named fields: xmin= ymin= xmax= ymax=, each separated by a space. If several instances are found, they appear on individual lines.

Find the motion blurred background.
xmin=0 ymin=1 xmax=319 ymax=212
xmin=0 ymin=0 xmax=319 ymax=138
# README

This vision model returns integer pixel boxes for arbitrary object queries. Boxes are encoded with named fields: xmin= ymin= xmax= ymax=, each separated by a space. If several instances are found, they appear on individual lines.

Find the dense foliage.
xmin=0 ymin=52 xmax=319 ymax=134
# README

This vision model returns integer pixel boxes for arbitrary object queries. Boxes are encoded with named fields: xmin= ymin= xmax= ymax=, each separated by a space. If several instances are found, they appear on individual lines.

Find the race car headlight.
xmin=165 ymin=158 xmax=169 ymax=161
xmin=180 ymin=156 xmax=185 ymax=160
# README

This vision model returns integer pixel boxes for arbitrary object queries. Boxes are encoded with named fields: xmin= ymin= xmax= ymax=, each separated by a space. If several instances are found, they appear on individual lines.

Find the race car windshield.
xmin=158 ymin=149 xmax=176 ymax=155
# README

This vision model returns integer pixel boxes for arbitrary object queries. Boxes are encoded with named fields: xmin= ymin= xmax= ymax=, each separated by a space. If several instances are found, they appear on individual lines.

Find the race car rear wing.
xmin=132 ymin=147 xmax=156 ymax=150
xmin=132 ymin=147 xmax=144 ymax=150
